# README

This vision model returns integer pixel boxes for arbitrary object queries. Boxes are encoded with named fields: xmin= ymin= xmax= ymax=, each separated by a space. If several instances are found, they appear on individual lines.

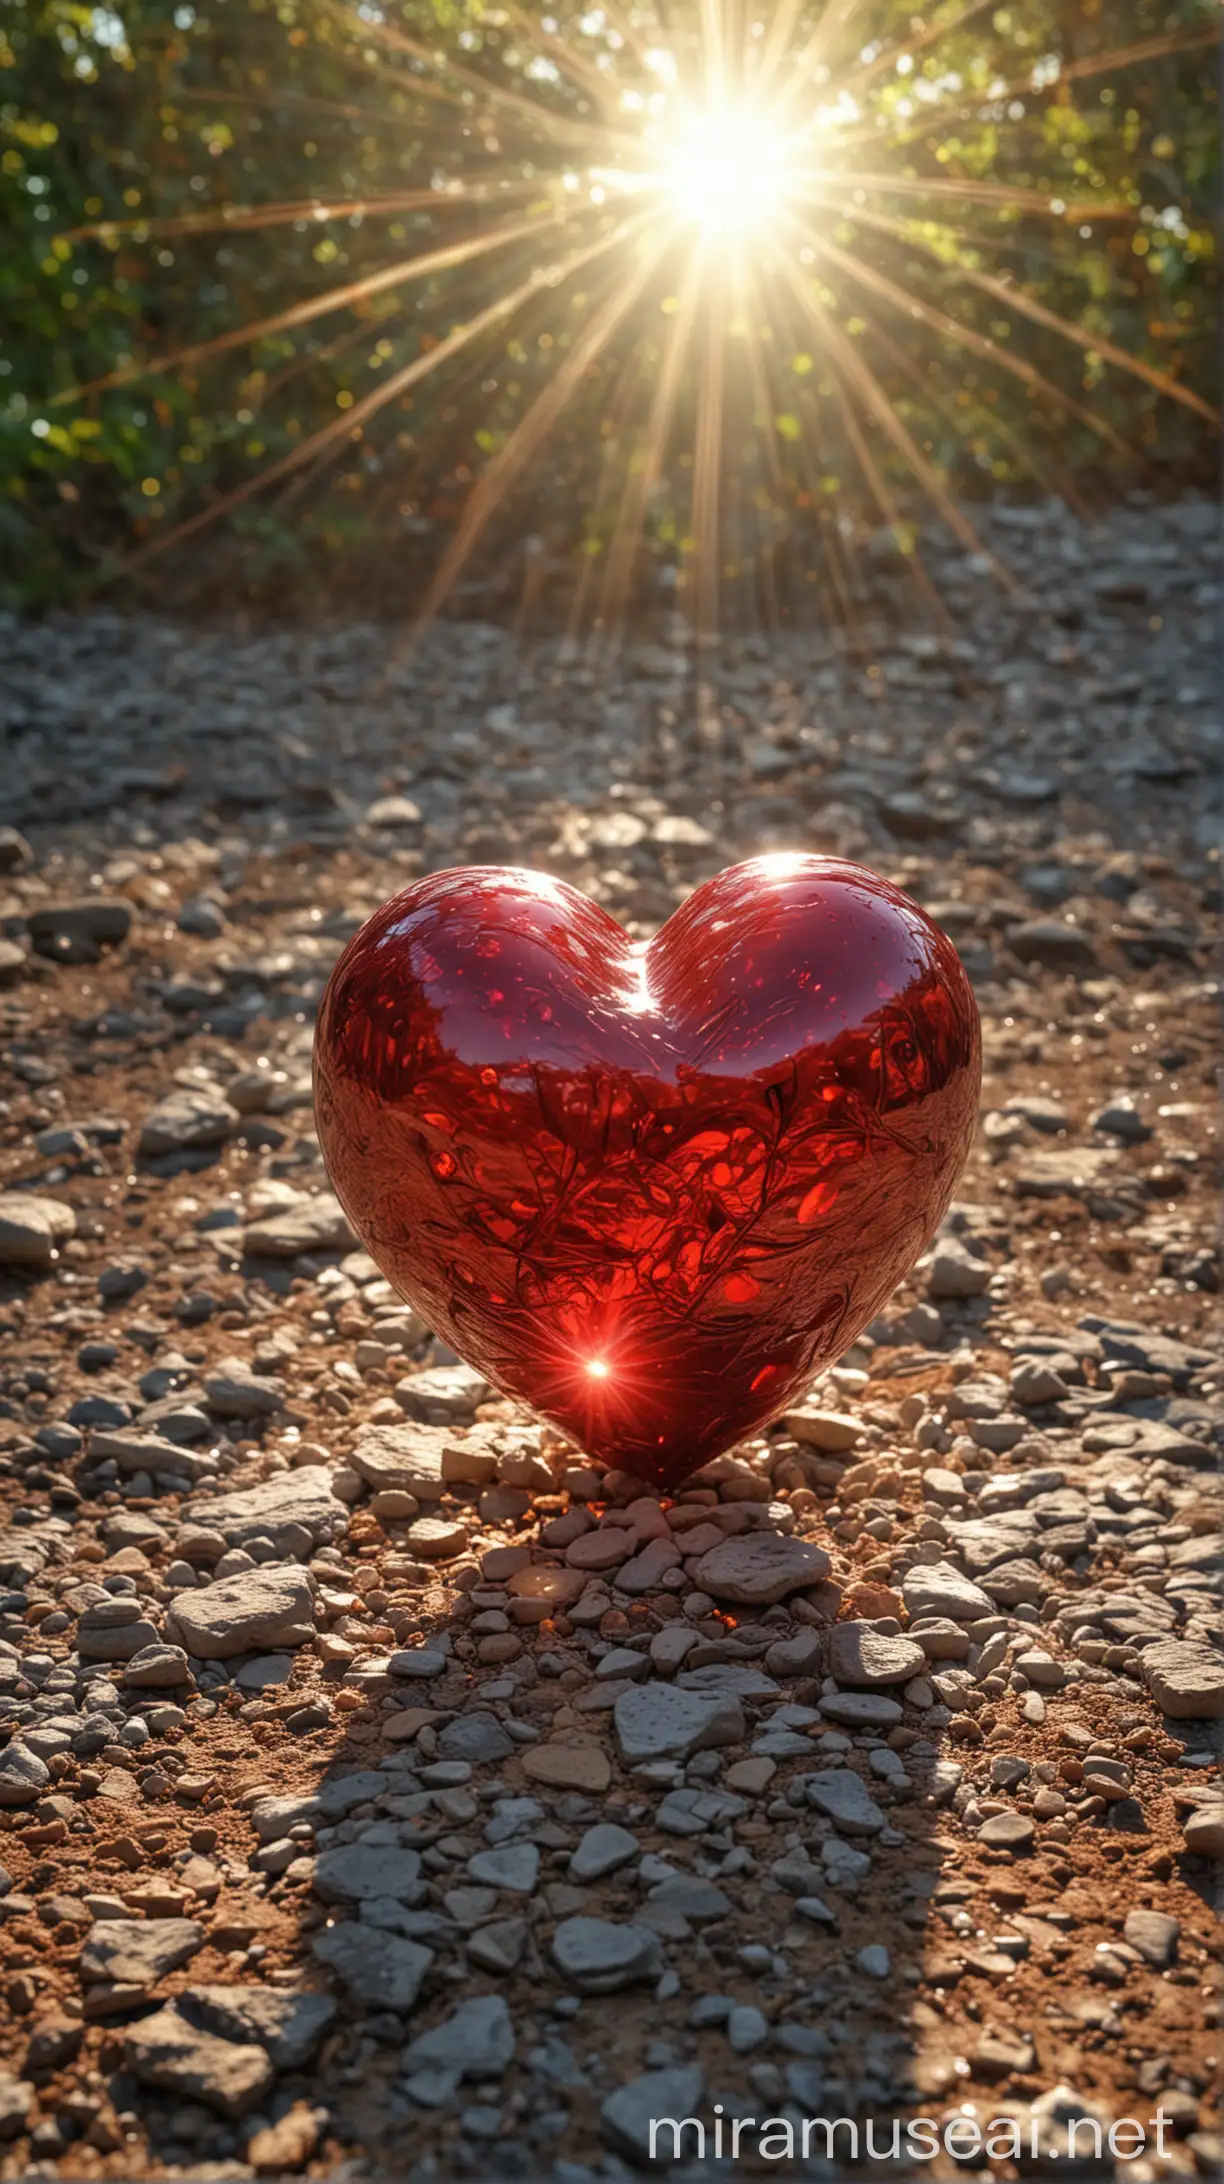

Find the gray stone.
xmin=349 ymin=1423 xmax=451 ymax=1499
xmin=977 ymin=1811 xmax=1035 ymax=1852
xmin=614 ymin=1682 xmax=745 ymax=1764
xmin=690 ymin=1533 xmax=831 ymax=1605
xmin=1012 ymin=1147 xmax=1120 ymax=1200
xmin=0 ymin=1194 xmax=76 ymax=1271
xmin=171 ymin=1567 xmax=315 ymax=1658
xmin=569 ymin=1825 xmax=641 ymax=1882
xmin=80 ymin=1918 xmax=206 ymax=1987
xmin=437 ymin=1711 xmax=515 ymax=1765
xmin=552 ymin=1917 xmax=663 ymax=1994
xmin=390 ymin=1648 xmax=448 ymax=1679
xmin=827 ymin=1623 xmax=925 ymax=1687
xmin=401 ymin=1996 xmax=514 ymax=2079
xmin=90 ymin=1428 xmax=215 ymax=1483
xmin=1010 ymin=1360 xmax=1070 ymax=1406
xmin=233 ymin=1655 xmax=294 ymax=1692
xmin=262 ymin=1771 xmax=385 ymax=1836
xmin=618 ymin=1537 xmax=683 ymax=1593
xmin=314 ymin=1843 xmax=423 ymax=1904
xmin=819 ymin=1691 xmax=903 ymax=1727
xmin=122 ymin=1645 xmax=192 ymax=1689
xmin=396 ymin=1364 xmax=489 ymax=1423
xmin=726 ymin=2004 xmax=769 ymax=2053
xmin=125 ymin=2004 xmax=274 ymax=2117
xmin=183 ymin=1985 xmax=337 ymax=2067
xmin=645 ymin=1875 xmax=731 ymax=1922
xmin=902 ymin=1560 xmax=994 ymax=1623
xmin=803 ymin=1769 xmax=885 ymax=1836
xmin=312 ymin=1923 xmax=433 ymax=2011
xmin=467 ymin=1919 xmax=528 ymax=1975
xmin=773 ymin=1853 xmax=824 ymax=1897
xmin=0 ymin=2073 xmax=33 ymax=2140
xmin=139 ymin=1089 xmax=239 ymax=1158
xmin=28 ymin=898 xmax=131 ymax=950
xmin=1008 ymin=918 xmax=1097 ymax=972
xmin=1142 ymin=1640 xmax=1224 ymax=1719
xmin=0 ymin=1745 xmax=50 ymax=1807
xmin=1123 ymin=1910 xmax=1178 ymax=1968
xmin=1091 ymin=1096 xmax=1151 ymax=1143
xmin=203 ymin=1357 xmax=286 ymax=1418
xmin=177 ymin=894 xmax=226 ymax=938
xmin=601 ymin=2066 xmax=704 ymax=2161
xmin=1183 ymin=1806 xmax=1224 ymax=1857
xmin=982 ymin=1558 xmax=1050 ymax=1608
xmin=192 ymin=1469 xmax=349 ymax=1547
xmin=926 ymin=1237 xmax=990 ymax=1299
xmin=243 ymin=1193 xmax=356 ymax=1256
xmin=821 ymin=1837 xmax=872 ymax=1888
xmin=467 ymin=1844 xmax=539 ymax=1894
xmin=1001 ymin=1094 xmax=1069 ymax=1133
xmin=482 ymin=1797 xmax=543 ymax=1844
xmin=764 ymin=1629 xmax=825 ymax=1678
xmin=679 ymin=1662 xmax=778 ymax=1700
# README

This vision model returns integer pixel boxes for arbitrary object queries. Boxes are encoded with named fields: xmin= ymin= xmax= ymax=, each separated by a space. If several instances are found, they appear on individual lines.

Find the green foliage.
xmin=0 ymin=0 xmax=1217 ymax=611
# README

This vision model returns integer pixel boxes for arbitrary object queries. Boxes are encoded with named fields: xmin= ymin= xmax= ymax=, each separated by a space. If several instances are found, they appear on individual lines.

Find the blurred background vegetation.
xmin=1 ymin=0 xmax=1217 ymax=618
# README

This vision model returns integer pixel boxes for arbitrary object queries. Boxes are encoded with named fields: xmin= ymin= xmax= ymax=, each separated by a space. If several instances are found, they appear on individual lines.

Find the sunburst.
xmin=57 ymin=0 xmax=1216 ymax=639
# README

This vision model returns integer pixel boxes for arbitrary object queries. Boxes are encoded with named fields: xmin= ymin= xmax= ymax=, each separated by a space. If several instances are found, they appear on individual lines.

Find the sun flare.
xmin=663 ymin=105 xmax=793 ymax=240
xmin=67 ymin=0 xmax=1218 ymax=638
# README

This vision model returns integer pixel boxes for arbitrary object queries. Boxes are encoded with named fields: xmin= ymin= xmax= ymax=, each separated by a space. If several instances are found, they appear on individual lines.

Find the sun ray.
xmin=860 ymin=299 xmax=1102 ymax=518
xmin=568 ymin=338 xmax=659 ymax=641
xmin=736 ymin=259 xmax=790 ymax=630
xmin=1038 ymin=20 xmax=1219 ymax=85
xmin=592 ymin=0 xmax=665 ymax=80
xmin=799 ymin=223 xmax=1139 ymax=464
xmin=777 ymin=0 xmax=870 ymax=123
xmin=408 ymin=214 xmax=668 ymax=634
xmin=597 ymin=257 xmax=701 ymax=638
xmin=170 ymin=82 xmax=424 ymax=128
xmin=56 ymin=209 xmax=580 ymax=405
xmin=757 ymin=0 xmax=814 ymax=97
xmin=792 ymin=169 xmax=1135 ymax=219
xmin=698 ymin=0 xmax=728 ymax=105
xmin=121 ymin=218 xmax=635 ymax=574
xmin=325 ymin=0 xmax=621 ymax=153
xmin=60 ymin=178 xmax=544 ymax=247
xmin=59 ymin=0 xmax=1212 ymax=635
xmin=688 ymin=274 xmax=727 ymax=646
xmin=779 ymin=251 xmax=1005 ymax=577
xmin=815 ymin=331 xmax=950 ymax=623
xmin=816 ymin=198 xmax=1217 ymax=424
xmin=872 ymin=19 xmax=1221 ymax=151
xmin=497 ymin=0 xmax=631 ymax=121
xmin=841 ymin=0 xmax=998 ymax=95
xmin=953 ymin=257 xmax=1219 ymax=424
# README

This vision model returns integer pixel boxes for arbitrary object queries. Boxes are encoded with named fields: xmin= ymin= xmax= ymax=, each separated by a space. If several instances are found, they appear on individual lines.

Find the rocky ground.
xmin=0 ymin=491 xmax=1220 ymax=2184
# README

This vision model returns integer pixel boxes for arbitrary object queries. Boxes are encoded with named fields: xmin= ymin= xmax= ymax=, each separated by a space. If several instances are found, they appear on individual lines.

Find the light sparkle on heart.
xmin=313 ymin=855 xmax=980 ymax=1489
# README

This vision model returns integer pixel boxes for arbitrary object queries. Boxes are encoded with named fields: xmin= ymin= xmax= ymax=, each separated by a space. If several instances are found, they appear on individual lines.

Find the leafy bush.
xmin=1 ymin=0 xmax=1217 ymax=615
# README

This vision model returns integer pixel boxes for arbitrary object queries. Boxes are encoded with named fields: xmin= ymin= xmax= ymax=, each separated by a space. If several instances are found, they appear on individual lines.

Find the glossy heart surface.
xmin=314 ymin=856 xmax=980 ymax=1488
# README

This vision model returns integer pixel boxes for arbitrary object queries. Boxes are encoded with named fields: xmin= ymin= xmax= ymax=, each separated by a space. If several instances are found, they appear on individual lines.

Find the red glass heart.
xmin=314 ymin=856 xmax=980 ymax=1490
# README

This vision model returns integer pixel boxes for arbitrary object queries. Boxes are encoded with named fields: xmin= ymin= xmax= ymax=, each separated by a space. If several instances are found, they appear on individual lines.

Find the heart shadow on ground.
xmin=61 ymin=1398 xmax=984 ymax=2183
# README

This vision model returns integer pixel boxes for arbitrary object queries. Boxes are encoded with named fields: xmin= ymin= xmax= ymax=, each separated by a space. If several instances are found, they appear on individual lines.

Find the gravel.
xmin=0 ymin=503 xmax=1218 ymax=2179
